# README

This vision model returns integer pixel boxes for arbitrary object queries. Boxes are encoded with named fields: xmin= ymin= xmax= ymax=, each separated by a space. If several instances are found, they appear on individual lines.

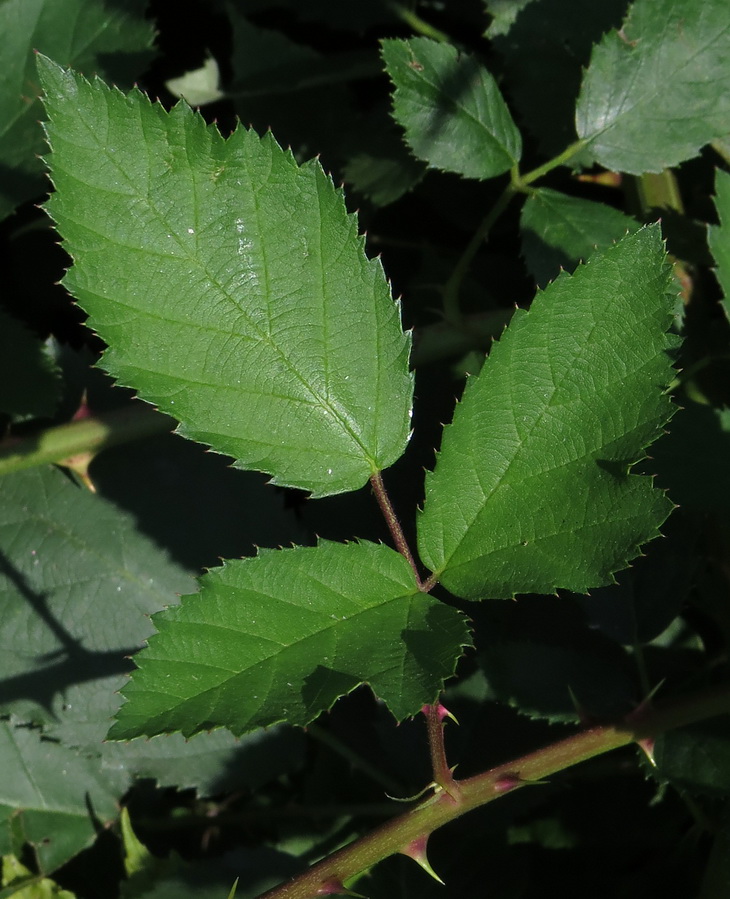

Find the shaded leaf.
xmin=110 ymin=541 xmax=471 ymax=740
xmin=0 ymin=466 xmax=302 ymax=796
xmin=476 ymin=595 xmax=636 ymax=723
xmin=489 ymin=0 xmax=629 ymax=158
xmin=576 ymin=0 xmax=730 ymax=174
xmin=577 ymin=513 xmax=696 ymax=646
xmin=520 ymin=188 xmax=639 ymax=287
xmin=654 ymin=717 xmax=730 ymax=797
xmin=39 ymin=56 xmax=413 ymax=497
xmin=0 ymin=310 xmax=61 ymax=419
xmin=418 ymin=226 xmax=679 ymax=600
xmin=381 ymin=38 xmax=522 ymax=179
xmin=0 ymin=0 xmax=153 ymax=220
xmin=0 ymin=717 xmax=122 ymax=875
xmin=709 ymin=167 xmax=730 ymax=323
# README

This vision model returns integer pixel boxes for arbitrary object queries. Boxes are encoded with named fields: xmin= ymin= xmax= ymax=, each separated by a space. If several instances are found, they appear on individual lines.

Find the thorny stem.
xmin=369 ymin=472 xmax=423 ymax=589
xmin=0 ymin=405 xmax=174 ymax=476
xmin=257 ymin=682 xmax=730 ymax=899
xmin=424 ymin=702 xmax=460 ymax=800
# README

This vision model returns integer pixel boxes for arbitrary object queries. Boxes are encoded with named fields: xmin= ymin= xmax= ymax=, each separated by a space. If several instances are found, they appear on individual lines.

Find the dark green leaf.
xmin=381 ymin=38 xmax=522 ymax=179
xmin=577 ymin=0 xmax=730 ymax=174
xmin=39 ymin=57 xmax=413 ymax=497
xmin=418 ymin=226 xmax=679 ymax=600
xmin=489 ymin=0 xmax=629 ymax=158
xmin=0 ymin=309 xmax=60 ymax=419
xmin=110 ymin=541 xmax=471 ymax=739
xmin=0 ymin=717 xmax=123 ymax=875
xmin=654 ymin=717 xmax=730 ymax=797
xmin=520 ymin=188 xmax=639 ymax=287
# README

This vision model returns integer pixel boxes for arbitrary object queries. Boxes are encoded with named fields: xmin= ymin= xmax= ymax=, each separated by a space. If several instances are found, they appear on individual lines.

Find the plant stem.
xmin=389 ymin=3 xmax=451 ymax=43
xmin=0 ymin=405 xmax=175 ymax=477
xmin=513 ymin=139 xmax=589 ymax=189
xmin=424 ymin=702 xmax=460 ymax=799
xmin=369 ymin=472 xmax=423 ymax=588
xmin=256 ymin=682 xmax=730 ymax=899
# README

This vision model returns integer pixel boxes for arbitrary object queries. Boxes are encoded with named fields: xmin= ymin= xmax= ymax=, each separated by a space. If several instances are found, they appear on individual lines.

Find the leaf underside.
xmin=38 ymin=55 xmax=413 ymax=498
xmin=418 ymin=225 xmax=679 ymax=600
xmin=110 ymin=541 xmax=471 ymax=740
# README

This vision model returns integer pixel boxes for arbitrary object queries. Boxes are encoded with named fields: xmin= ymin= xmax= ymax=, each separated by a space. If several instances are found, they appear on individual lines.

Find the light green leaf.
xmin=709 ymin=168 xmax=730 ymax=322
xmin=39 ymin=56 xmax=413 ymax=498
xmin=2 ymin=854 xmax=75 ymax=898
xmin=110 ymin=541 xmax=471 ymax=740
xmin=576 ymin=0 xmax=730 ymax=174
xmin=418 ymin=226 xmax=678 ymax=600
xmin=0 ymin=310 xmax=61 ymax=419
xmin=0 ymin=717 xmax=122 ymax=875
xmin=520 ymin=188 xmax=639 ymax=287
xmin=0 ymin=0 xmax=153 ymax=221
xmin=381 ymin=38 xmax=522 ymax=179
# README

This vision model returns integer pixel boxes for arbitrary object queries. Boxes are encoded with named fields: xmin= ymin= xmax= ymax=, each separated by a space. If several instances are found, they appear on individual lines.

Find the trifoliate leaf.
xmin=520 ymin=188 xmax=639 ymax=287
xmin=38 ymin=56 xmax=413 ymax=498
xmin=576 ymin=0 xmax=730 ymax=174
xmin=110 ymin=541 xmax=471 ymax=739
xmin=418 ymin=226 xmax=679 ymax=600
xmin=381 ymin=38 xmax=522 ymax=179
xmin=709 ymin=168 xmax=730 ymax=323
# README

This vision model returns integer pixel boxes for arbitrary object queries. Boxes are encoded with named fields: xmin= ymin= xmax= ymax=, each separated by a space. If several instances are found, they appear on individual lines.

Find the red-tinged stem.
xmin=369 ymin=472 xmax=423 ymax=588
xmin=256 ymin=682 xmax=730 ymax=899
xmin=424 ymin=702 xmax=460 ymax=800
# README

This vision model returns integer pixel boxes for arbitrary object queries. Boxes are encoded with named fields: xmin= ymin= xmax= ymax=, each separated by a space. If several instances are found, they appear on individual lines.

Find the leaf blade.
xmin=110 ymin=541 xmax=471 ymax=739
xmin=576 ymin=0 xmax=730 ymax=174
xmin=38 ymin=56 xmax=413 ymax=497
xmin=418 ymin=225 xmax=678 ymax=600
xmin=381 ymin=37 xmax=522 ymax=179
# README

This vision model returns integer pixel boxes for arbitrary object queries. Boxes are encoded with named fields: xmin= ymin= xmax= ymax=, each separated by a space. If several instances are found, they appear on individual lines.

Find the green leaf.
xmin=0 ymin=466 xmax=301 ymax=796
xmin=0 ymin=310 xmax=61 ymax=419
xmin=709 ymin=168 xmax=730 ymax=323
xmin=418 ymin=226 xmax=678 ymax=600
xmin=576 ymin=0 xmax=730 ymax=174
xmin=489 ymin=0 xmax=628 ymax=158
xmin=110 ymin=541 xmax=471 ymax=739
xmin=0 ymin=0 xmax=153 ymax=221
xmin=38 ymin=56 xmax=413 ymax=498
xmin=520 ymin=188 xmax=640 ymax=287
xmin=0 ymin=717 xmax=122 ymax=875
xmin=381 ymin=38 xmax=522 ymax=179
xmin=654 ymin=718 xmax=730 ymax=797
xmin=2 ymin=854 xmax=75 ymax=898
